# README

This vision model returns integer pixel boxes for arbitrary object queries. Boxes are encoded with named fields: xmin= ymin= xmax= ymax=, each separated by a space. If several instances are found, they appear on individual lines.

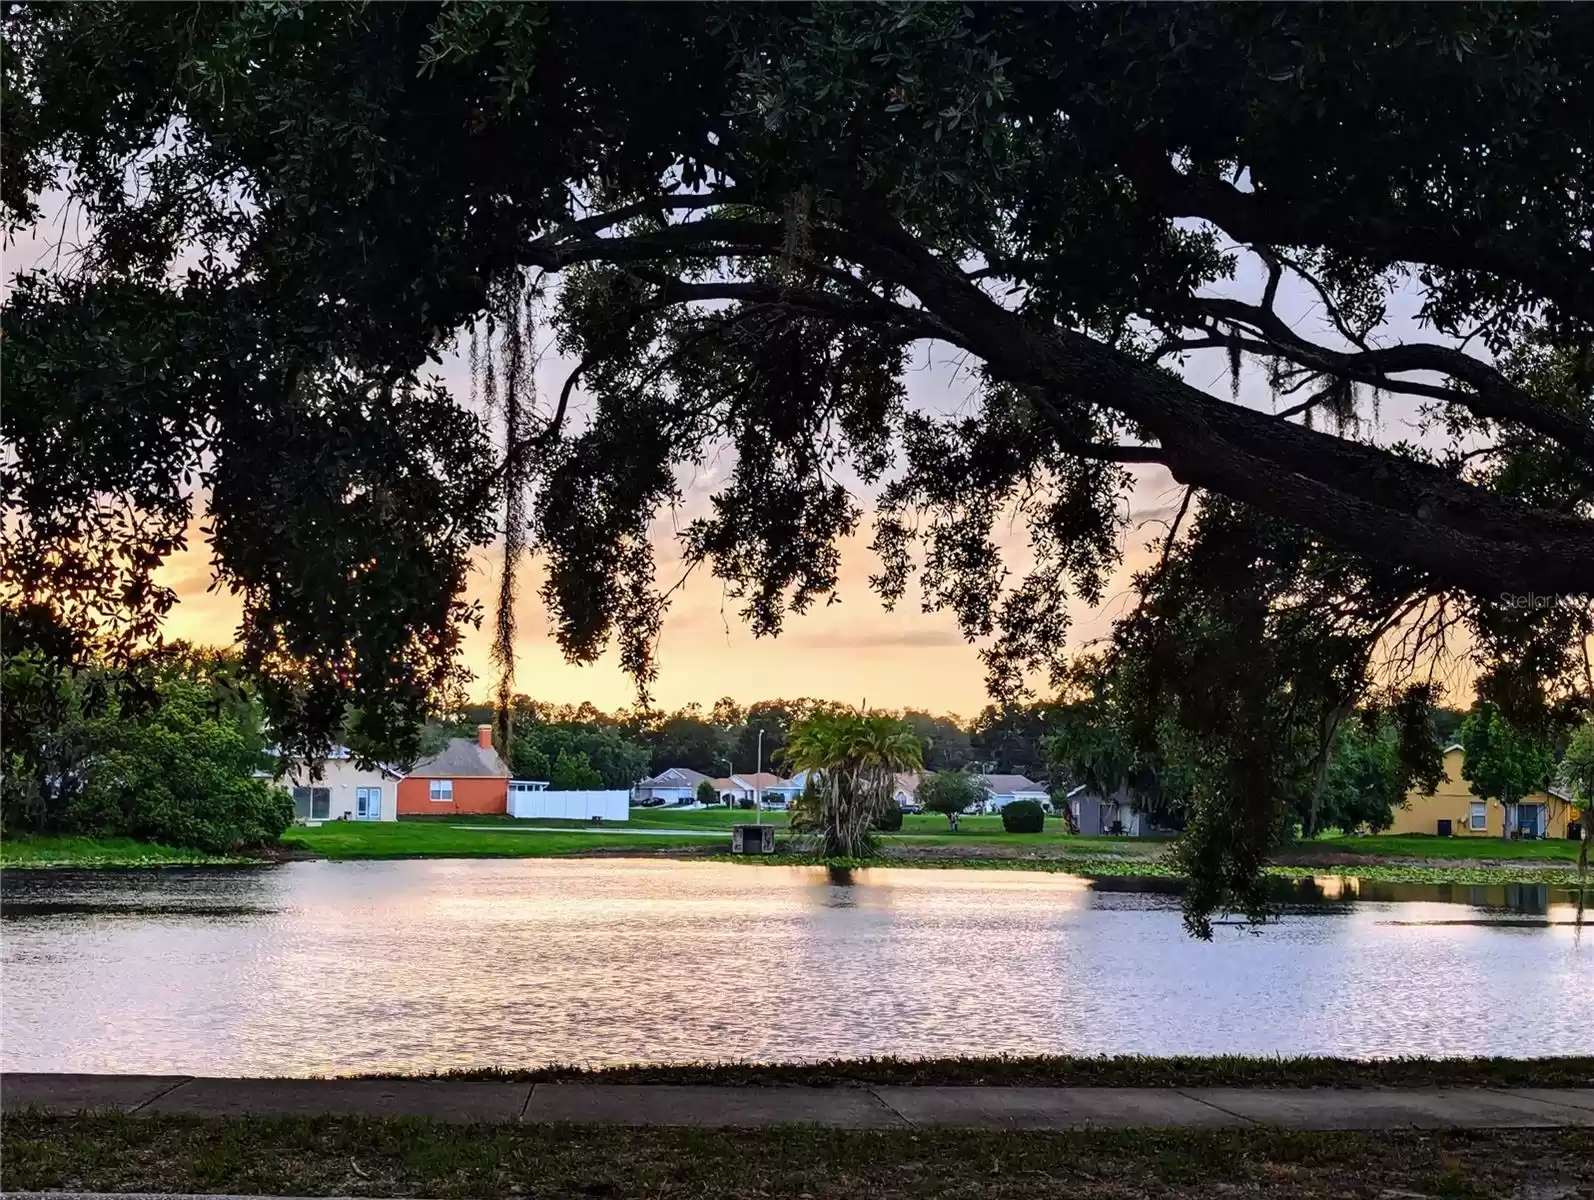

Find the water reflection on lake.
xmin=2 ymin=859 xmax=1588 ymax=1076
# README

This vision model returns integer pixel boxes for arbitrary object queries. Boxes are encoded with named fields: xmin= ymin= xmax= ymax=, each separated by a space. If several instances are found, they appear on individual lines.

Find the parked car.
xmin=898 ymin=801 xmax=924 ymax=814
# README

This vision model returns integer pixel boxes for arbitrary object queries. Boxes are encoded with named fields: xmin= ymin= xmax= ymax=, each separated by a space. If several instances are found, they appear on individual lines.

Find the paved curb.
xmin=3 ymin=1074 xmax=1592 ymax=1131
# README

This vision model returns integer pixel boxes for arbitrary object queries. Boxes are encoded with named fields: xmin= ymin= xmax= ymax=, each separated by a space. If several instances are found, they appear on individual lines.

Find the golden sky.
xmin=157 ymin=472 xmax=1183 ymax=717
xmin=134 ymin=286 xmax=1473 ymax=717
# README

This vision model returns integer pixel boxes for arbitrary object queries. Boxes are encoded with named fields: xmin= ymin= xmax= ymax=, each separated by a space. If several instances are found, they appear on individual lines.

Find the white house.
xmin=710 ymin=771 xmax=786 ymax=807
xmin=269 ymin=747 xmax=403 ymax=823
xmin=980 ymin=774 xmax=1050 ymax=813
xmin=633 ymin=766 xmax=714 ymax=805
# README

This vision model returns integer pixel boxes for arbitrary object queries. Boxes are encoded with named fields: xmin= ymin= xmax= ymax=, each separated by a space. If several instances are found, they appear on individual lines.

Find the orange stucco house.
xmin=397 ymin=724 xmax=511 ymax=815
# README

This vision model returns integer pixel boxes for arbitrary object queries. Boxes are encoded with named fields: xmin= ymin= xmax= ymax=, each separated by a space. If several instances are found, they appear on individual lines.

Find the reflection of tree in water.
xmin=1099 ymin=873 xmax=1574 ymax=919
xmin=826 ymin=866 xmax=855 ymax=890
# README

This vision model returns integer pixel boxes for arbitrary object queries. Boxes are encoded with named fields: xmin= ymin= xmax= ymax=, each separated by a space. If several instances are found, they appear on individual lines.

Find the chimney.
xmin=477 ymin=723 xmax=493 ymax=750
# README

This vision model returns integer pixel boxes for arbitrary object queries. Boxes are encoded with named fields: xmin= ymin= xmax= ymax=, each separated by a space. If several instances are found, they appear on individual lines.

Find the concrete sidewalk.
xmin=5 ymin=1074 xmax=1593 ymax=1131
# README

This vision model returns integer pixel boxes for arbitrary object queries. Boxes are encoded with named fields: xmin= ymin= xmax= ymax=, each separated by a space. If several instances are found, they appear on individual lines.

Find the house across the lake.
xmin=1066 ymin=783 xmax=1148 ymax=836
xmin=710 ymin=771 xmax=785 ymax=806
xmin=271 ymin=747 xmax=402 ymax=823
xmin=981 ymin=774 xmax=1051 ymax=813
xmin=1390 ymin=744 xmax=1579 ymax=839
xmin=633 ymin=766 xmax=715 ymax=805
xmin=397 ymin=725 xmax=511 ymax=815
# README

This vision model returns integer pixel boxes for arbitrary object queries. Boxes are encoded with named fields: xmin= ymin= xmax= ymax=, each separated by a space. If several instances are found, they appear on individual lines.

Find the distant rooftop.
xmin=408 ymin=737 xmax=510 ymax=779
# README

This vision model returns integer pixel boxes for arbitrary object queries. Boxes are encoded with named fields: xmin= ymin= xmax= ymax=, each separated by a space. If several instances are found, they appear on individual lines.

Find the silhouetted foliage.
xmin=6 ymin=3 xmax=1592 ymax=930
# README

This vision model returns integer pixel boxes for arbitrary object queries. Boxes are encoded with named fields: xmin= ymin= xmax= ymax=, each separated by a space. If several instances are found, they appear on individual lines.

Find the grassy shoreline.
xmin=346 ymin=1053 xmax=1594 ymax=1089
xmin=6 ymin=828 xmax=1587 ymax=892
xmin=6 ymin=1111 xmax=1591 ymax=1199
xmin=4 ymin=818 xmax=1585 ymax=891
xmin=0 ymin=834 xmax=253 ymax=869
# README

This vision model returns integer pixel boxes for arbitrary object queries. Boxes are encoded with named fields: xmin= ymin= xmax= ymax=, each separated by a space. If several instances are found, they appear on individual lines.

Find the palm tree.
xmin=781 ymin=708 xmax=923 ymax=857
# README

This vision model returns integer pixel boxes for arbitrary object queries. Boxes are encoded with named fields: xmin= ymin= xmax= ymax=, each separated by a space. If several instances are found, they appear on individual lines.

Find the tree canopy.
xmin=5 ymin=2 xmax=1592 ymax=927
xmin=917 ymin=769 xmax=992 ymax=830
xmin=1459 ymin=701 xmax=1555 ymax=833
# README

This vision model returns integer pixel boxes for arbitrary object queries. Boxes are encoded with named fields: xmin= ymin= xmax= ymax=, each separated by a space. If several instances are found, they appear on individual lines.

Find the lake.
xmin=2 ymin=858 xmax=1589 ymax=1075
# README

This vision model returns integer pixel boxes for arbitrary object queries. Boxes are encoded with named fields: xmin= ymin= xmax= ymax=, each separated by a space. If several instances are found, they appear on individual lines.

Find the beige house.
xmin=1390 ymin=744 xmax=1578 ymax=839
xmin=274 ymin=749 xmax=402 ymax=823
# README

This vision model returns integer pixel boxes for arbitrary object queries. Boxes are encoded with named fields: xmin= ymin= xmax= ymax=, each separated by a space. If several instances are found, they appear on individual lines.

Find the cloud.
xmin=786 ymin=627 xmax=970 ymax=650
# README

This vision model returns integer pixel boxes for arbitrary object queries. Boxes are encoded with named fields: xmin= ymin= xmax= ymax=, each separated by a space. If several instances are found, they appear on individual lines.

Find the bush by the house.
xmin=873 ymin=801 xmax=904 ymax=831
xmin=67 ymin=673 xmax=292 ymax=853
xmin=696 ymin=779 xmax=718 ymax=805
xmin=1001 ymin=799 xmax=1046 ymax=833
xmin=737 ymin=795 xmax=756 ymax=809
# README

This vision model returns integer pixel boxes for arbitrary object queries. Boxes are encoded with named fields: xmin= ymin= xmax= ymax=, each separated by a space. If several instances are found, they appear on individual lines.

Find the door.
xmin=355 ymin=787 xmax=382 ymax=821
xmin=1518 ymin=803 xmax=1543 ymax=837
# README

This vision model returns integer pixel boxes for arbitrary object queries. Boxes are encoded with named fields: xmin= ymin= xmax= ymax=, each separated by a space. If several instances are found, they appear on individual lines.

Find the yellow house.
xmin=1391 ymin=744 xmax=1579 ymax=839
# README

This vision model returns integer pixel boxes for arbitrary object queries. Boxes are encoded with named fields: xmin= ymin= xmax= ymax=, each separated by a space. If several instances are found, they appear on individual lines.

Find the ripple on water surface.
xmin=2 ymin=858 xmax=1588 ymax=1075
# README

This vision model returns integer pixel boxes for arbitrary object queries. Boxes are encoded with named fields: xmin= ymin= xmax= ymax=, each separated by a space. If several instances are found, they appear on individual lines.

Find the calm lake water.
xmin=2 ymin=859 xmax=1589 ymax=1075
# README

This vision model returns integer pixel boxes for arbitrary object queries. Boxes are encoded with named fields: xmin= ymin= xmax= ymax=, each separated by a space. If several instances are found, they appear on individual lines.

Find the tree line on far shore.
xmin=6 ymin=632 xmax=1591 ymax=886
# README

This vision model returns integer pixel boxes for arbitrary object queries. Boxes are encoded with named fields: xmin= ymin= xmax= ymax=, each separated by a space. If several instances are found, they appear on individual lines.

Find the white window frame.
xmin=430 ymin=779 xmax=454 ymax=803
xmin=356 ymin=786 xmax=382 ymax=820
xmin=1468 ymin=802 xmax=1487 ymax=831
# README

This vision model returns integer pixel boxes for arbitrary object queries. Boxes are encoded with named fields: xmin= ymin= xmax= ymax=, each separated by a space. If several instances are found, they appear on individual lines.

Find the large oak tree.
xmin=5 ymin=3 xmax=1592 ymax=922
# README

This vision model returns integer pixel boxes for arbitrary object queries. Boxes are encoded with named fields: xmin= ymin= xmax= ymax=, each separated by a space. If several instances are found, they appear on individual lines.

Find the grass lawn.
xmin=6 ymin=1110 xmax=1590 ymax=1199
xmin=0 ymin=834 xmax=247 ymax=869
xmin=576 ymin=806 xmax=1161 ymax=854
xmin=9 ymin=813 xmax=1582 ymax=883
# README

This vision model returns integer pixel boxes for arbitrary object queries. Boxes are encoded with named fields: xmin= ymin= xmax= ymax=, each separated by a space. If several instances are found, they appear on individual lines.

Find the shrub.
xmin=695 ymin=779 xmax=718 ymax=805
xmin=71 ymin=677 xmax=292 ymax=853
xmin=1001 ymin=799 xmax=1046 ymax=833
xmin=737 ymin=795 xmax=756 ymax=809
xmin=873 ymin=802 xmax=904 ymax=832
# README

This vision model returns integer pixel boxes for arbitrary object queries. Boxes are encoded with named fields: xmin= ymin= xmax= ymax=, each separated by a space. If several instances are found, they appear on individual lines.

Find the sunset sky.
xmin=152 ymin=339 xmax=1187 ymax=718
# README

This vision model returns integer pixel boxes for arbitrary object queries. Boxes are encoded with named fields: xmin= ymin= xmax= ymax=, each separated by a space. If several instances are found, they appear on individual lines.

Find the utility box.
xmin=732 ymin=824 xmax=776 ymax=854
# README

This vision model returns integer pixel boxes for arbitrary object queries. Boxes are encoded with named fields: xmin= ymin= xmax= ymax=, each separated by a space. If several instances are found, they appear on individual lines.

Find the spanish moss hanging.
xmin=480 ymin=278 xmax=536 ymax=759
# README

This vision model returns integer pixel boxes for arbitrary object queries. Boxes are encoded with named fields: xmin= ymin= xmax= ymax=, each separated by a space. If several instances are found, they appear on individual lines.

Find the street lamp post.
xmin=754 ymin=728 xmax=765 ymax=825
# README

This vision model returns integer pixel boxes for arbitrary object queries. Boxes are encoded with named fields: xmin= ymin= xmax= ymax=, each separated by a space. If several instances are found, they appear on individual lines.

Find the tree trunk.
xmin=1305 ymin=708 xmax=1346 ymax=839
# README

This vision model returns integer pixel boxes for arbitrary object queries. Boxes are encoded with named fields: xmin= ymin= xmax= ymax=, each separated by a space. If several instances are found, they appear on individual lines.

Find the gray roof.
xmin=640 ymin=766 xmax=713 ymax=787
xmin=982 ymin=774 xmax=1046 ymax=795
xmin=408 ymin=737 xmax=510 ymax=779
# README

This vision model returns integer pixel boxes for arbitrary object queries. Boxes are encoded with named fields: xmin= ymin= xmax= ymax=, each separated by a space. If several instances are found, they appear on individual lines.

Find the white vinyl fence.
xmin=507 ymin=783 xmax=630 ymax=821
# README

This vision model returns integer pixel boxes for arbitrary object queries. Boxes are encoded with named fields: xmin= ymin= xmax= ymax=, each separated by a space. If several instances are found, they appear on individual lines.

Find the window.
xmin=292 ymin=787 xmax=331 ymax=818
xmin=1469 ymin=802 xmax=1487 ymax=831
xmin=356 ymin=787 xmax=382 ymax=820
xmin=430 ymin=779 xmax=453 ymax=802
